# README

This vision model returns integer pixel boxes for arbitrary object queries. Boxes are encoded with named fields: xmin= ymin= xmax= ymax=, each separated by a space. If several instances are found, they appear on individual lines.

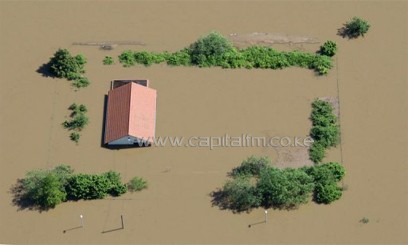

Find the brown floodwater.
xmin=0 ymin=1 xmax=407 ymax=244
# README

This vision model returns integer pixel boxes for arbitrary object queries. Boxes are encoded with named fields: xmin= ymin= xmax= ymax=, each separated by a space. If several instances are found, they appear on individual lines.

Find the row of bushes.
xmin=308 ymin=99 xmax=340 ymax=163
xmin=62 ymin=103 xmax=89 ymax=143
xmin=48 ymin=49 xmax=90 ymax=89
xmin=13 ymin=165 xmax=147 ymax=210
xmin=212 ymin=156 xmax=345 ymax=212
xmin=117 ymin=32 xmax=335 ymax=75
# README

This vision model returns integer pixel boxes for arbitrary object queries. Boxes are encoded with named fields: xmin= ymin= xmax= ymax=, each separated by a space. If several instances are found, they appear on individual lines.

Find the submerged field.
xmin=0 ymin=1 xmax=407 ymax=244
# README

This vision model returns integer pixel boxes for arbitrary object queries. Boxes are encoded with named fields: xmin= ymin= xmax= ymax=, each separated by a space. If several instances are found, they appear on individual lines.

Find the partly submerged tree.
xmin=214 ymin=176 xmax=261 ymax=212
xmin=17 ymin=165 xmax=73 ymax=210
xmin=341 ymin=17 xmax=371 ymax=38
xmin=319 ymin=41 xmax=337 ymax=57
xmin=188 ymin=31 xmax=236 ymax=67
xmin=257 ymin=167 xmax=315 ymax=209
xmin=48 ymin=49 xmax=86 ymax=80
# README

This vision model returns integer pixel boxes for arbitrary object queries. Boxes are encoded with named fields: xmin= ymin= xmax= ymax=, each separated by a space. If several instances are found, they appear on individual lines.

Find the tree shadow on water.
xmin=210 ymin=189 xmax=254 ymax=214
xmin=9 ymin=179 xmax=49 ymax=213
xmin=337 ymin=26 xmax=360 ymax=40
xmin=36 ymin=62 xmax=56 ymax=78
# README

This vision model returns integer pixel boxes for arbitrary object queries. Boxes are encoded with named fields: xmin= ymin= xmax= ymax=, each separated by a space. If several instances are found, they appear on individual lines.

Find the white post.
xmin=264 ymin=210 xmax=268 ymax=223
xmin=80 ymin=214 xmax=84 ymax=228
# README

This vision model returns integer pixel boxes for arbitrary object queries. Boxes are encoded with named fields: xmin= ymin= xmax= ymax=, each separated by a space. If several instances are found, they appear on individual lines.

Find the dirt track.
xmin=0 ymin=1 xmax=407 ymax=244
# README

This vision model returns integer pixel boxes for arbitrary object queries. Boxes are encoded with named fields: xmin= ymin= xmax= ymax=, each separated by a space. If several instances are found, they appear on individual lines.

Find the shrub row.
xmin=213 ymin=156 xmax=345 ymax=212
xmin=14 ymin=165 xmax=147 ymax=210
xmin=62 ymin=103 xmax=89 ymax=143
xmin=309 ymin=99 xmax=340 ymax=163
xmin=118 ymin=32 xmax=334 ymax=75
xmin=48 ymin=49 xmax=90 ymax=89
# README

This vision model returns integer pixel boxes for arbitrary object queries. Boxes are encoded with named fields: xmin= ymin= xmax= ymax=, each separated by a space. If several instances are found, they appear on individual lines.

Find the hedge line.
xmin=212 ymin=156 xmax=345 ymax=212
xmin=309 ymin=99 xmax=340 ymax=163
xmin=13 ymin=165 xmax=147 ymax=210
xmin=118 ymin=32 xmax=335 ymax=75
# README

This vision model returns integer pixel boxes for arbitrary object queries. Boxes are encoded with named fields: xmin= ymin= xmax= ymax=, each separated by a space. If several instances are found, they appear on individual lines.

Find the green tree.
xmin=189 ymin=32 xmax=236 ymax=67
xmin=257 ymin=167 xmax=314 ymax=209
xmin=310 ymin=125 xmax=340 ymax=148
xmin=219 ymin=176 xmax=261 ymax=212
xmin=303 ymin=162 xmax=345 ymax=204
xmin=230 ymin=155 xmax=270 ymax=177
xmin=103 ymin=56 xmax=114 ymax=65
xmin=343 ymin=17 xmax=370 ymax=38
xmin=66 ymin=174 xmax=110 ymax=200
xmin=103 ymin=171 xmax=127 ymax=196
xmin=20 ymin=166 xmax=71 ymax=209
xmin=319 ymin=41 xmax=337 ymax=57
xmin=48 ymin=49 xmax=86 ymax=80
xmin=314 ymin=183 xmax=342 ymax=204
xmin=309 ymin=142 xmax=326 ymax=163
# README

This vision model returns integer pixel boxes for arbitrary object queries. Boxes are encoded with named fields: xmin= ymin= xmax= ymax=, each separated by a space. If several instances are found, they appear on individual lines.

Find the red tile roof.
xmin=104 ymin=82 xmax=157 ymax=144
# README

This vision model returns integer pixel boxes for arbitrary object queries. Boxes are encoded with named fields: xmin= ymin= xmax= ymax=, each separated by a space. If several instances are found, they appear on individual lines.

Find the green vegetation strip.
xmin=118 ymin=32 xmax=336 ymax=75
xmin=308 ymin=99 xmax=340 ymax=163
xmin=212 ymin=156 xmax=345 ymax=212
xmin=12 ymin=165 xmax=148 ymax=210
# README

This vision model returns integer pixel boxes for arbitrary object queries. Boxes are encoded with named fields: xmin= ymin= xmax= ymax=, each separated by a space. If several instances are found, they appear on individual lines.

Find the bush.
xmin=314 ymin=183 xmax=342 ymax=204
xmin=310 ymin=125 xmax=340 ymax=148
xmin=230 ymin=156 xmax=270 ymax=177
xmin=103 ymin=171 xmax=127 ymax=196
xmin=309 ymin=142 xmax=326 ymax=163
xmin=72 ymin=77 xmax=90 ymax=88
xmin=319 ymin=41 xmax=337 ymax=57
xmin=66 ymin=172 xmax=127 ymax=200
xmin=343 ymin=17 xmax=370 ymax=38
xmin=118 ymin=50 xmax=136 ymax=67
xmin=304 ymin=162 xmax=345 ymax=184
xmin=70 ymin=132 xmax=80 ymax=143
xmin=63 ymin=113 xmax=89 ymax=131
xmin=78 ymin=104 xmax=87 ymax=113
xmin=310 ymin=55 xmax=333 ymax=75
xmin=218 ymin=177 xmax=261 ymax=212
xmin=166 ymin=48 xmax=192 ymax=66
xmin=127 ymin=177 xmax=148 ymax=192
xmin=103 ymin=56 xmax=114 ymax=65
xmin=133 ymin=51 xmax=167 ymax=66
xmin=257 ymin=167 xmax=315 ymax=209
xmin=309 ymin=99 xmax=340 ymax=162
xmin=66 ymin=174 xmax=110 ymax=200
xmin=48 ymin=49 xmax=86 ymax=80
xmin=311 ymin=100 xmax=335 ymax=119
xmin=303 ymin=162 xmax=345 ymax=204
